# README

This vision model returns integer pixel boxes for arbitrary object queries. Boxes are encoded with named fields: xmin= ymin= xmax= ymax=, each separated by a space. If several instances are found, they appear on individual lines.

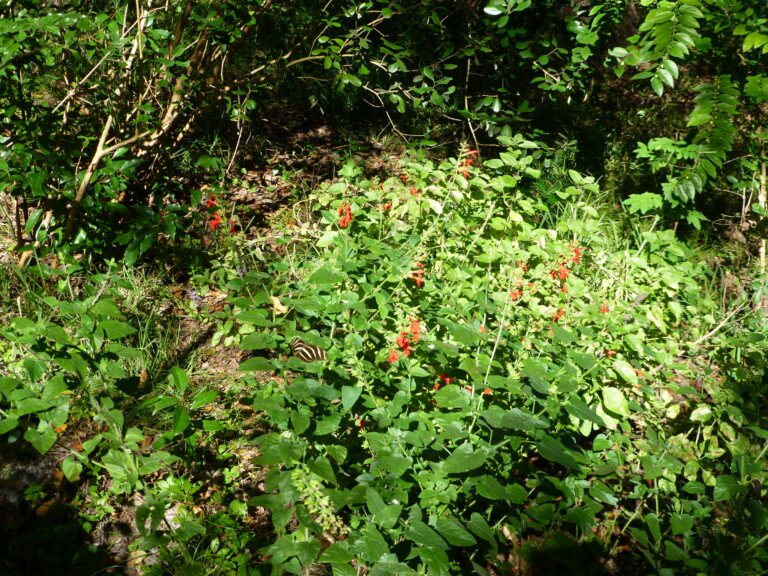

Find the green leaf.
xmin=239 ymin=357 xmax=275 ymax=371
xmin=537 ymin=434 xmax=581 ymax=470
xmin=62 ymin=457 xmax=83 ymax=482
xmin=689 ymin=405 xmax=713 ymax=422
xmin=240 ymin=332 xmax=277 ymax=350
xmin=651 ymin=76 xmax=664 ymax=97
xmin=602 ymin=386 xmax=630 ymax=417
xmin=24 ymin=422 xmax=58 ymax=455
xmin=467 ymin=513 xmax=497 ymax=547
xmin=405 ymin=520 xmax=448 ymax=550
xmin=434 ymin=517 xmax=477 ymax=547
xmin=100 ymin=320 xmax=136 ymax=339
xmin=341 ymin=386 xmax=363 ymax=410
xmin=172 ymin=406 xmax=191 ymax=435
xmin=612 ymin=360 xmax=638 ymax=385
xmin=442 ymin=443 xmax=487 ymax=474
xmin=169 ymin=366 xmax=188 ymax=392
xmin=190 ymin=390 xmax=218 ymax=409
xmin=588 ymin=480 xmax=618 ymax=505
xmin=45 ymin=324 xmax=72 ymax=346
xmin=713 ymin=475 xmax=743 ymax=501
xmin=670 ymin=513 xmax=693 ymax=535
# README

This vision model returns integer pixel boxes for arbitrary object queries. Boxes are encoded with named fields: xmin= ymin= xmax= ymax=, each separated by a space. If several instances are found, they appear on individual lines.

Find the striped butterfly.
xmin=290 ymin=337 xmax=327 ymax=362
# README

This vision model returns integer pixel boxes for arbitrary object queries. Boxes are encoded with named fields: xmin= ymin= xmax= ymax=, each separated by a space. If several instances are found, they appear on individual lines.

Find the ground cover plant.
xmin=223 ymin=141 xmax=767 ymax=574
xmin=0 ymin=139 xmax=766 ymax=574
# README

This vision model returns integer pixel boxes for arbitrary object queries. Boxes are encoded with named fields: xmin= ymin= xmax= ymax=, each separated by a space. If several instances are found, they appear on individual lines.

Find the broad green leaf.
xmin=565 ymin=398 xmax=605 ymax=427
xmin=713 ymin=475 xmax=743 ymax=501
xmin=172 ymin=406 xmax=191 ymax=435
xmin=62 ymin=457 xmax=83 ymax=482
xmin=240 ymin=332 xmax=277 ymax=350
xmin=612 ymin=360 xmax=638 ymax=385
xmin=341 ymin=385 xmax=363 ymax=410
xmin=670 ymin=513 xmax=693 ymax=535
xmin=405 ymin=520 xmax=448 ymax=550
xmin=602 ymin=386 xmax=630 ymax=417
xmin=239 ymin=357 xmax=275 ymax=371
xmin=24 ymin=422 xmax=58 ymax=455
xmin=434 ymin=517 xmax=477 ymax=547
xmin=190 ymin=390 xmax=218 ymax=409
xmin=100 ymin=320 xmax=136 ymax=339
xmin=467 ymin=513 xmax=497 ymax=547
xmin=689 ymin=405 xmax=713 ymax=422
xmin=442 ymin=443 xmax=487 ymax=474
xmin=169 ymin=366 xmax=188 ymax=392
xmin=537 ymin=434 xmax=581 ymax=470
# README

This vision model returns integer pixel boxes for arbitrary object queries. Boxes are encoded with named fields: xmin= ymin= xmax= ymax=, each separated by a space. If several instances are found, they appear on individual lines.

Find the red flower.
xmin=408 ymin=187 xmax=420 ymax=197
xmin=516 ymin=260 xmax=529 ymax=272
xmin=460 ymin=167 xmax=470 ymax=179
xmin=410 ymin=318 xmax=421 ymax=343
xmin=560 ymin=283 xmax=568 ymax=294
xmin=412 ymin=261 xmax=426 ymax=288
xmin=482 ymin=387 xmax=493 ymax=396
xmin=380 ymin=201 xmax=393 ymax=211
xmin=600 ymin=303 xmax=610 ymax=314
xmin=510 ymin=289 xmax=523 ymax=300
xmin=570 ymin=245 xmax=582 ymax=264
xmin=479 ymin=325 xmax=487 ymax=334
xmin=338 ymin=202 xmax=353 ymax=228
xmin=400 ymin=174 xmax=409 ymax=183
xmin=387 ymin=349 xmax=400 ymax=363
xmin=552 ymin=309 xmax=566 ymax=322
xmin=206 ymin=194 xmax=217 ymax=208
xmin=209 ymin=214 xmax=223 ymax=230
xmin=396 ymin=331 xmax=412 ymax=356
xmin=550 ymin=265 xmax=569 ymax=281
xmin=439 ymin=373 xmax=452 ymax=385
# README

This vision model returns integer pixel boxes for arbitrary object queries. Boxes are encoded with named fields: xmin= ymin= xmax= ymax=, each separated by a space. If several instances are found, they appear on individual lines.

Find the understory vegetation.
xmin=1 ymin=0 xmax=767 ymax=575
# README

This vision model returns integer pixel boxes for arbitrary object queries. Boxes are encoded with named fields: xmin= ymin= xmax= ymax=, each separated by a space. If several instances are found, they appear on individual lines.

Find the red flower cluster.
xmin=209 ymin=213 xmax=223 ymax=230
xmin=459 ymin=149 xmax=479 ymax=178
xmin=388 ymin=318 xmax=422 ymax=363
xmin=552 ymin=309 xmax=566 ymax=322
xmin=600 ymin=302 xmax=610 ymax=314
xmin=548 ymin=244 xmax=583 ymax=293
xmin=408 ymin=187 xmax=421 ymax=197
xmin=338 ymin=202 xmax=353 ymax=228
xmin=434 ymin=373 xmax=452 ymax=390
xmin=412 ymin=261 xmax=426 ymax=288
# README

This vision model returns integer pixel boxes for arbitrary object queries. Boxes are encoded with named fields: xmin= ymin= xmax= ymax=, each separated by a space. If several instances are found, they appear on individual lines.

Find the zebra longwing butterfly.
xmin=291 ymin=337 xmax=327 ymax=362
